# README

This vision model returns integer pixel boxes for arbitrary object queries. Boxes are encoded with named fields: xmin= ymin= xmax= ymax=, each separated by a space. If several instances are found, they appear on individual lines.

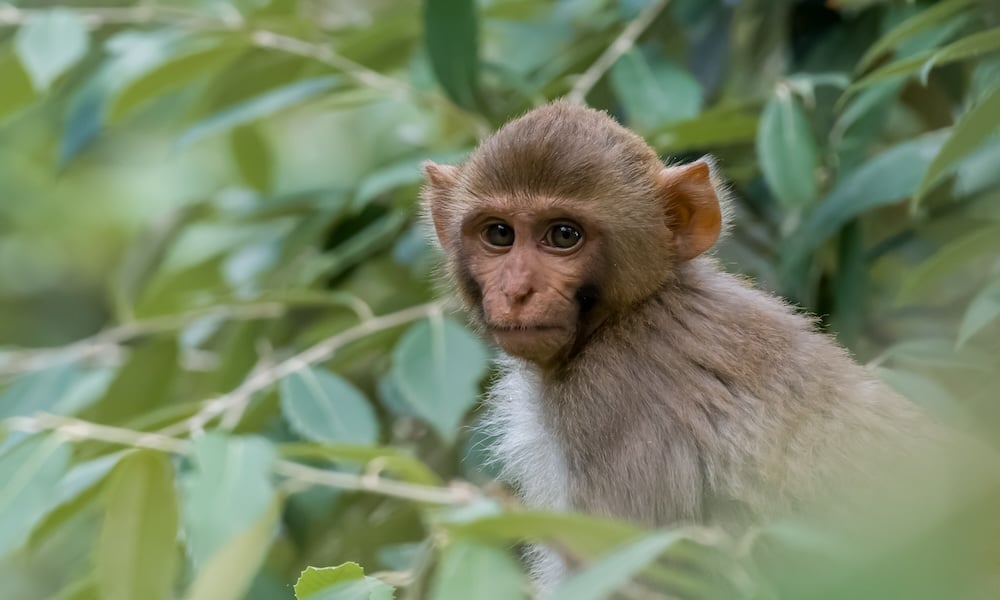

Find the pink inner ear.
xmin=657 ymin=160 xmax=722 ymax=261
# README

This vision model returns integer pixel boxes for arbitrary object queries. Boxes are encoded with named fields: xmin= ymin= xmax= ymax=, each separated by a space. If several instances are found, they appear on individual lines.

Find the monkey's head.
xmin=422 ymin=101 xmax=723 ymax=367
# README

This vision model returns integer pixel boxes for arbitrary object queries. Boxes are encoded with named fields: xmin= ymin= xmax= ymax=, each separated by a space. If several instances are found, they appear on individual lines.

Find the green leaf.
xmin=429 ymin=540 xmax=527 ymax=600
xmin=878 ymin=368 xmax=967 ymax=427
xmin=280 ymin=443 xmax=441 ymax=485
xmin=424 ymin=0 xmax=480 ymax=110
xmin=0 ymin=435 xmax=70 ymax=557
xmin=352 ymin=150 xmax=470 ymax=210
xmin=610 ymin=48 xmax=702 ymax=131
xmin=388 ymin=317 xmax=490 ymax=443
xmin=177 ymin=76 xmax=339 ymax=149
xmin=0 ymin=363 xmax=113 ymax=420
xmin=54 ymin=452 xmax=125 ymax=508
xmin=958 ymin=278 xmax=1000 ymax=347
xmin=14 ymin=9 xmax=90 ymax=91
xmin=96 ymin=451 xmax=179 ymax=600
xmin=756 ymin=88 xmax=819 ymax=207
xmin=856 ymin=0 xmax=978 ymax=73
xmin=294 ymin=563 xmax=395 ymax=600
xmin=898 ymin=224 xmax=1000 ymax=303
xmin=440 ymin=510 xmax=642 ymax=560
xmin=883 ymin=338 xmax=996 ymax=372
xmin=109 ymin=43 xmax=244 ymax=122
xmin=549 ymin=531 xmax=686 ymax=600
xmin=847 ymin=26 xmax=1000 ymax=96
xmin=183 ymin=496 xmax=282 ymax=600
xmin=180 ymin=433 xmax=276 ymax=568
xmin=913 ymin=86 xmax=1000 ymax=206
xmin=781 ymin=130 xmax=949 ymax=286
xmin=230 ymin=124 xmax=273 ymax=192
xmin=82 ymin=339 xmax=178 ymax=425
xmin=0 ymin=50 xmax=35 ymax=121
xmin=650 ymin=107 xmax=759 ymax=152
xmin=280 ymin=367 xmax=379 ymax=446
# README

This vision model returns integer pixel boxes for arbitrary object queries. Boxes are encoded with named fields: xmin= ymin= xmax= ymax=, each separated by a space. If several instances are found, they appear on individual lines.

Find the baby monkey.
xmin=422 ymin=101 xmax=955 ymax=586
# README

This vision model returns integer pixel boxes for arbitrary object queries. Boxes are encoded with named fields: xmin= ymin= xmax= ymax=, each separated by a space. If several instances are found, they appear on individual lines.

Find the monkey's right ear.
xmin=656 ymin=159 xmax=722 ymax=261
xmin=422 ymin=161 xmax=460 ymax=250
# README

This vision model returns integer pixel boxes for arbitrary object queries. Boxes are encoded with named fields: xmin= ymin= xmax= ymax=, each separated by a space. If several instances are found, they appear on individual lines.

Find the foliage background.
xmin=0 ymin=0 xmax=999 ymax=598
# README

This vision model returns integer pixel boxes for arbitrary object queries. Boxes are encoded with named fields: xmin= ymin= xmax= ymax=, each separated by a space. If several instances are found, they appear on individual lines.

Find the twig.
xmin=0 ymin=302 xmax=287 ymax=377
xmin=565 ymin=0 xmax=672 ymax=105
xmin=161 ymin=301 xmax=443 ymax=436
xmin=5 ymin=412 xmax=477 ymax=505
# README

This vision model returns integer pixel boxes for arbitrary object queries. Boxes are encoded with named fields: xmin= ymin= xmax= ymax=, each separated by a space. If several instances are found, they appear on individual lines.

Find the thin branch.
xmin=161 ymin=301 xmax=444 ymax=436
xmin=5 ymin=412 xmax=476 ymax=505
xmin=0 ymin=302 xmax=286 ymax=377
xmin=565 ymin=0 xmax=672 ymax=105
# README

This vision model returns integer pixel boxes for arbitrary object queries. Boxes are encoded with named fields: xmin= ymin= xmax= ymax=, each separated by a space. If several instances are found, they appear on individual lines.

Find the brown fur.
xmin=422 ymin=101 xmax=977 ymax=589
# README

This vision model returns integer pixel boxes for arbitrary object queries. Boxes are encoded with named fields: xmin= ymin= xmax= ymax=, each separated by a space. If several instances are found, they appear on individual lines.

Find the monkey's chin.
xmin=488 ymin=326 xmax=568 ymax=363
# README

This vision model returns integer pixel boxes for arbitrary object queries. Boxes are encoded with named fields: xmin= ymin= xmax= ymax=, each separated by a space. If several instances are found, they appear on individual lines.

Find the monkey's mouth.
xmin=487 ymin=323 xmax=562 ymax=333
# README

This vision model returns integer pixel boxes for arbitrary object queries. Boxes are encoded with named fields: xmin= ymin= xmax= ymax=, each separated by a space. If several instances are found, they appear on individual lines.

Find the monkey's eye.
xmin=483 ymin=223 xmax=515 ymax=247
xmin=545 ymin=224 xmax=582 ymax=249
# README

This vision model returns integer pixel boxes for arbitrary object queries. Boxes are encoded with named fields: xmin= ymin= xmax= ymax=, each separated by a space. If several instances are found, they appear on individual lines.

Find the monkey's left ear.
xmin=656 ymin=159 xmax=722 ymax=261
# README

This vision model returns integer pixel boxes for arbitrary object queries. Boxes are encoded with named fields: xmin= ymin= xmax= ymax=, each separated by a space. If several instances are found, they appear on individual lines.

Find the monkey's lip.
xmin=487 ymin=323 xmax=563 ymax=333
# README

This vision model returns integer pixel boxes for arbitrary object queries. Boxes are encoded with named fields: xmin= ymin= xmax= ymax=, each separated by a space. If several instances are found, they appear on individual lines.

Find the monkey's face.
xmin=458 ymin=208 xmax=603 ymax=365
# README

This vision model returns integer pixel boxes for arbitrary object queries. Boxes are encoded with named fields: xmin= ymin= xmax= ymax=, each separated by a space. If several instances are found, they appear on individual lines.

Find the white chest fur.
xmin=481 ymin=359 xmax=570 ymax=511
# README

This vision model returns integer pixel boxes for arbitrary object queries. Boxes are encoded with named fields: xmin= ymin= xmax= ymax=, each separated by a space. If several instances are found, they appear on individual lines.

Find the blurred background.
xmin=0 ymin=0 xmax=998 ymax=598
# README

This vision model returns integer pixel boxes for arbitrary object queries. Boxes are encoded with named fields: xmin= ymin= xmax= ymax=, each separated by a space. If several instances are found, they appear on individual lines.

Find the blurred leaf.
xmin=183 ymin=496 xmax=281 ymax=600
xmin=109 ymin=43 xmax=244 ymax=122
xmin=651 ymin=107 xmax=759 ymax=152
xmin=52 ymin=577 xmax=100 ymax=600
xmin=424 ymin=0 xmax=481 ymax=110
xmin=878 ymin=368 xmax=967 ymax=427
xmin=230 ymin=124 xmax=273 ymax=192
xmin=293 ymin=563 xmax=394 ymax=600
xmin=898 ymin=224 xmax=1000 ymax=303
xmin=0 ymin=435 xmax=70 ymax=557
xmin=0 ymin=49 xmax=35 ymax=121
xmin=53 ymin=452 xmax=124 ymax=508
xmin=389 ymin=317 xmax=489 ymax=443
xmin=857 ymin=0 xmax=978 ymax=73
xmin=429 ymin=540 xmax=527 ymax=600
xmin=831 ymin=220 xmax=865 ymax=349
xmin=549 ymin=531 xmax=686 ymax=600
xmin=847 ymin=26 xmax=1000 ymax=96
xmin=96 ymin=451 xmax=179 ymax=600
xmin=83 ymin=339 xmax=178 ymax=425
xmin=352 ymin=150 xmax=470 ymax=210
xmin=440 ymin=510 xmax=642 ymax=559
xmin=782 ymin=130 xmax=949 ymax=286
xmin=280 ymin=367 xmax=379 ymax=445
xmin=281 ymin=442 xmax=441 ymax=485
xmin=958 ymin=278 xmax=1000 ymax=347
xmin=177 ymin=76 xmax=339 ymax=149
xmin=756 ymin=88 xmax=819 ymax=207
xmin=883 ymin=338 xmax=996 ymax=371
xmin=610 ymin=48 xmax=702 ymax=131
xmin=304 ymin=209 xmax=410 ymax=283
xmin=180 ymin=433 xmax=277 ymax=568
xmin=913 ymin=86 xmax=1000 ymax=206
xmin=14 ymin=9 xmax=90 ymax=91
xmin=0 ymin=363 xmax=113 ymax=420
xmin=113 ymin=202 xmax=211 ymax=321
